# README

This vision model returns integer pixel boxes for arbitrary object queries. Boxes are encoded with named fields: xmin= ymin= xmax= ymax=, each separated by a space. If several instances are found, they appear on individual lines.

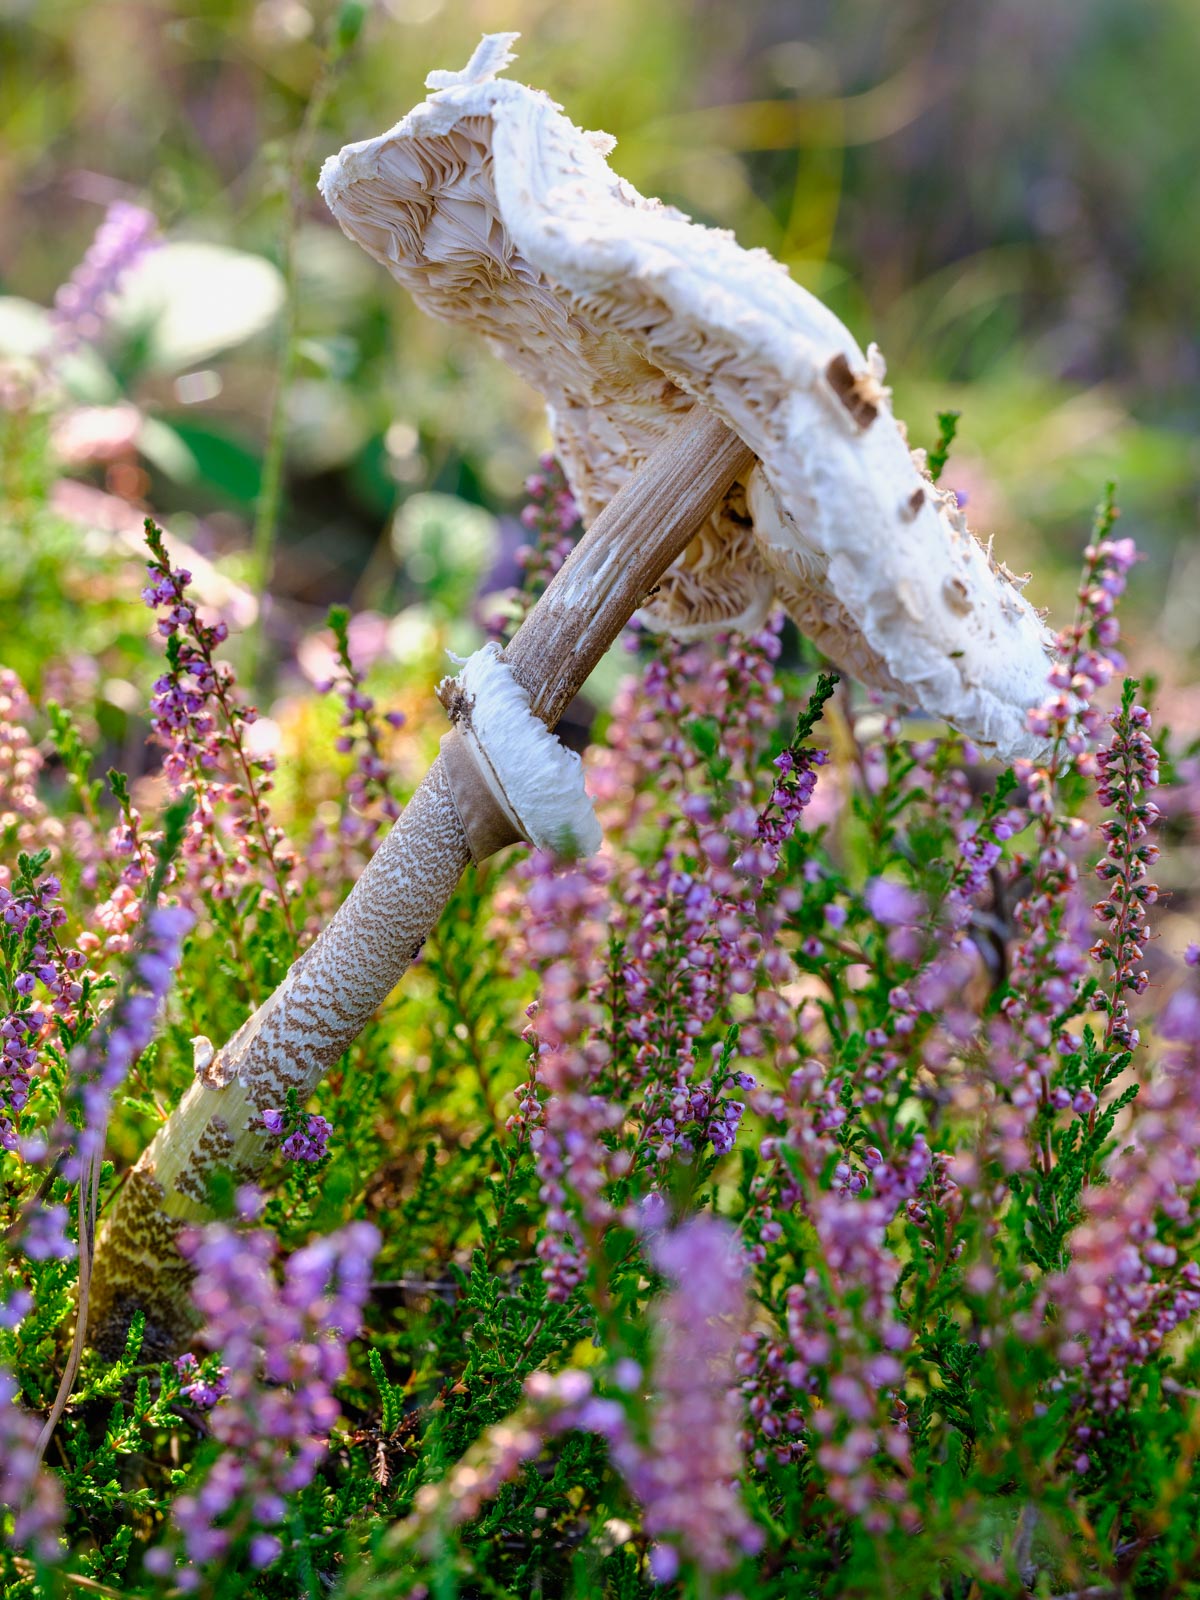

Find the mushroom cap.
xmin=321 ymin=33 xmax=1054 ymax=760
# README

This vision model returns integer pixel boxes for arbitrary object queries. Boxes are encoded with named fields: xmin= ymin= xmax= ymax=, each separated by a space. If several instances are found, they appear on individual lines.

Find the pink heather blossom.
xmin=156 ymin=1218 xmax=379 ymax=1585
xmin=625 ymin=1216 xmax=762 ymax=1574
xmin=1089 ymin=692 xmax=1160 ymax=1051
xmin=0 ymin=671 xmax=45 ymax=855
xmin=864 ymin=877 xmax=923 ymax=927
xmin=739 ymin=1060 xmax=929 ymax=1517
xmin=996 ymin=518 xmax=1142 ymax=1167
xmin=1038 ymin=985 xmax=1200 ymax=1432
xmin=141 ymin=522 xmax=298 ymax=928
xmin=0 ymin=1367 xmax=63 ymax=1561
xmin=308 ymin=607 xmax=403 ymax=882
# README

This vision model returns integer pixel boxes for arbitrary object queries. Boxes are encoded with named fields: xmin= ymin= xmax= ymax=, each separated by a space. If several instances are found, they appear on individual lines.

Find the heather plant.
xmin=4 ymin=104 xmax=1200 ymax=1600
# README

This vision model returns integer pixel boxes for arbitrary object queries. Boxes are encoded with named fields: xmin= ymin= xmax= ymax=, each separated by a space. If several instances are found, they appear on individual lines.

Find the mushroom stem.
xmin=87 ymin=407 xmax=753 ymax=1354
xmin=504 ymin=409 xmax=753 ymax=724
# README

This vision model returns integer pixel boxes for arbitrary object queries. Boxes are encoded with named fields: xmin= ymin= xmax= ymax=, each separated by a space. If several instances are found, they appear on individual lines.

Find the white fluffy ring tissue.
xmin=438 ymin=644 xmax=602 ymax=861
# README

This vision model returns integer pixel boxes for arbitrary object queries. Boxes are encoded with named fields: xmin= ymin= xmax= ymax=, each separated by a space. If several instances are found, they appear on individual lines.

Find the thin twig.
xmin=32 ymin=1141 xmax=101 ymax=1470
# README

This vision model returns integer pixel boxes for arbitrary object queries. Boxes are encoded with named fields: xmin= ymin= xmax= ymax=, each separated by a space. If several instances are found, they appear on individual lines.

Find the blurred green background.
xmin=2 ymin=0 xmax=1197 ymax=684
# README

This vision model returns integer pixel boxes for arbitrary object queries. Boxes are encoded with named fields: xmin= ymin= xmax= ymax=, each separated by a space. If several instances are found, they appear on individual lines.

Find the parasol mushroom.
xmin=319 ymin=31 xmax=1055 ymax=760
xmin=88 ymin=37 xmax=1054 ymax=1353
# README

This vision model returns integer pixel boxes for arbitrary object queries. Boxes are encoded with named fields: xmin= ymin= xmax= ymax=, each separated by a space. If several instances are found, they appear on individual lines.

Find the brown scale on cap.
xmin=902 ymin=487 xmax=926 ymax=521
xmin=825 ymin=352 xmax=885 ymax=430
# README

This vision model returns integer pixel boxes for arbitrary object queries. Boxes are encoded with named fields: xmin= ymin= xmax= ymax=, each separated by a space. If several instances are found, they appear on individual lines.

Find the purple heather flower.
xmin=59 ymin=899 xmax=193 ymax=1177
xmin=608 ymin=1217 xmax=761 ymax=1574
xmin=0 ymin=1367 xmax=63 ymax=1561
xmin=248 ymin=1533 xmax=282 ymax=1569
xmin=141 ymin=524 xmax=298 ymax=922
xmin=20 ymin=1204 xmax=72 ymax=1262
xmin=1161 ymin=989 xmax=1200 ymax=1045
xmin=50 ymin=201 xmax=157 ymax=356
xmin=502 ymin=617 xmax=825 ymax=1301
xmin=864 ymin=878 xmax=923 ymax=926
xmin=498 ymin=457 xmax=581 ymax=637
xmin=308 ymin=611 xmax=403 ymax=878
xmin=280 ymin=1114 xmax=332 ymax=1164
xmin=166 ymin=1218 xmax=379 ymax=1580
xmin=612 ymin=1358 xmax=642 ymax=1393
xmin=0 ymin=1291 xmax=32 ymax=1331
xmin=406 ymin=1219 xmax=759 ymax=1578
xmin=648 ymin=1544 xmax=681 ymax=1584
xmin=174 ymin=1352 xmax=229 ymax=1410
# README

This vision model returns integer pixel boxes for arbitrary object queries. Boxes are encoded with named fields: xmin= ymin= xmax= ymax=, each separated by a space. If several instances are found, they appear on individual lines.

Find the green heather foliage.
xmin=2 ymin=377 xmax=1200 ymax=1597
xmin=1 ymin=8 xmax=1199 ymax=1597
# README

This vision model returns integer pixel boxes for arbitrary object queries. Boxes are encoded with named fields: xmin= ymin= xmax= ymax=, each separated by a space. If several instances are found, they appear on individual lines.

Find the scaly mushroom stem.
xmin=87 ymin=407 xmax=754 ymax=1354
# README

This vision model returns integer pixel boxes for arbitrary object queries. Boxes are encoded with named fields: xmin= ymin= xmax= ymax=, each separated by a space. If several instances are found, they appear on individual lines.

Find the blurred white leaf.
xmin=112 ymin=243 xmax=285 ymax=370
xmin=0 ymin=296 xmax=53 ymax=358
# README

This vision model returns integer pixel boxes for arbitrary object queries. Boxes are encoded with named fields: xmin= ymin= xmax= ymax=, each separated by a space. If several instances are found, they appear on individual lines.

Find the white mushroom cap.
xmin=439 ymin=643 xmax=601 ymax=859
xmin=321 ymin=34 xmax=1054 ymax=760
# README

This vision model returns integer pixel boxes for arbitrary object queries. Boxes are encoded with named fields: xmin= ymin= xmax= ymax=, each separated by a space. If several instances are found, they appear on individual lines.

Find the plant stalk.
xmin=87 ymin=408 xmax=754 ymax=1353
